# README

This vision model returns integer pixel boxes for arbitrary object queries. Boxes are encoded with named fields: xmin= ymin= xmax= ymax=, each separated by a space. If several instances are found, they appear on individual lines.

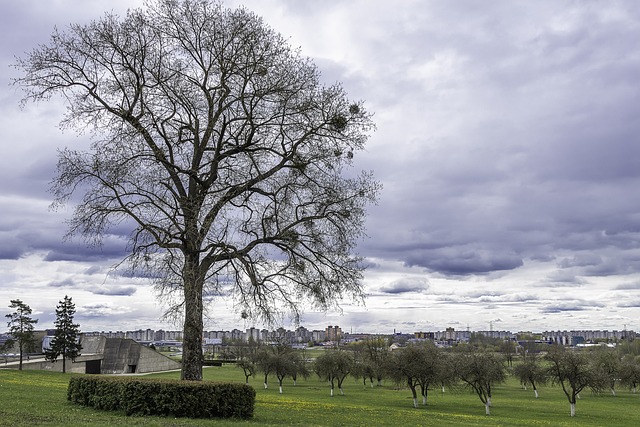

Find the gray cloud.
xmin=377 ymin=277 xmax=429 ymax=295
xmin=90 ymin=286 xmax=137 ymax=297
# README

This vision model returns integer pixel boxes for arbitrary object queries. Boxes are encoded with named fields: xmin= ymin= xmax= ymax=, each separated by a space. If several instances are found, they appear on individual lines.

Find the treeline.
xmin=225 ymin=338 xmax=640 ymax=417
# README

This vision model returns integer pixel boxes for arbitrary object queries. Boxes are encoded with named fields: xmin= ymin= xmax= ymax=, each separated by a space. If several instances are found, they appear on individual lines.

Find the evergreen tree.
xmin=5 ymin=299 xmax=38 ymax=370
xmin=45 ymin=295 xmax=82 ymax=373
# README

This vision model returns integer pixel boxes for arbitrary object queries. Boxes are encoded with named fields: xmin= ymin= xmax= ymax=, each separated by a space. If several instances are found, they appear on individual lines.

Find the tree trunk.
xmin=485 ymin=402 xmax=490 ymax=415
xmin=534 ymin=389 xmax=539 ymax=398
xmin=19 ymin=343 xmax=23 ymax=371
xmin=181 ymin=253 xmax=204 ymax=381
xmin=570 ymin=402 xmax=576 ymax=417
xmin=410 ymin=385 xmax=418 ymax=408
xmin=611 ymin=388 xmax=616 ymax=397
xmin=62 ymin=357 xmax=66 ymax=374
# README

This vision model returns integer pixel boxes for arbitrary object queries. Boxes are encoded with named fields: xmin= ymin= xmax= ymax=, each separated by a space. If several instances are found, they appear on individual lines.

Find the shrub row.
xmin=67 ymin=376 xmax=255 ymax=419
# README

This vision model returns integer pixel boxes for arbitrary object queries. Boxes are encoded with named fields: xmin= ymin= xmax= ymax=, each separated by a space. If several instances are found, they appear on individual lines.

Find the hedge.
xmin=67 ymin=376 xmax=255 ymax=419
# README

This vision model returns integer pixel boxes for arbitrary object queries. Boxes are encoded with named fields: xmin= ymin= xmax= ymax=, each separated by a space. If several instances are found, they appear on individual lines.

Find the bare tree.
xmin=14 ymin=0 xmax=379 ymax=381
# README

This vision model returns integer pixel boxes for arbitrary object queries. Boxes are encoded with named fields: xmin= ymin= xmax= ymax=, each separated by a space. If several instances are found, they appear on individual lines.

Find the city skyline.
xmin=2 ymin=1 xmax=640 ymax=334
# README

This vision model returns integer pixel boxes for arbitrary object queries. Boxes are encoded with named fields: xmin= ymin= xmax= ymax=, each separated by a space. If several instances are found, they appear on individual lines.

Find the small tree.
xmin=513 ymin=352 xmax=548 ymax=398
xmin=5 ymin=299 xmax=38 ymax=370
xmin=385 ymin=342 xmax=443 ymax=408
xmin=499 ymin=340 xmax=517 ymax=367
xmin=453 ymin=349 xmax=506 ymax=415
xmin=255 ymin=347 xmax=277 ymax=390
xmin=591 ymin=347 xmax=621 ymax=396
xmin=362 ymin=336 xmax=389 ymax=387
xmin=314 ymin=350 xmax=353 ymax=396
xmin=545 ymin=346 xmax=603 ymax=417
xmin=619 ymin=355 xmax=640 ymax=393
xmin=236 ymin=359 xmax=256 ymax=384
xmin=350 ymin=342 xmax=377 ymax=388
xmin=290 ymin=350 xmax=310 ymax=386
xmin=385 ymin=345 xmax=423 ymax=408
xmin=271 ymin=345 xmax=297 ymax=394
xmin=45 ymin=295 xmax=83 ymax=373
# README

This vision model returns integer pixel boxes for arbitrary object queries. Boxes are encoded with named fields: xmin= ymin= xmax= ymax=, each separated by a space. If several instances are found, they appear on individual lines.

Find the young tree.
xmin=591 ymin=347 xmax=621 ymax=396
xmin=362 ymin=336 xmax=390 ymax=387
xmin=255 ymin=347 xmax=277 ymax=390
xmin=453 ymin=349 xmax=506 ymax=415
xmin=619 ymin=355 xmax=640 ymax=393
xmin=271 ymin=345 xmax=298 ymax=394
xmin=236 ymin=359 xmax=256 ymax=384
xmin=350 ymin=341 xmax=377 ymax=388
xmin=385 ymin=346 xmax=423 ymax=408
xmin=45 ymin=295 xmax=83 ymax=373
xmin=15 ymin=0 xmax=379 ymax=381
xmin=5 ymin=299 xmax=38 ymax=370
xmin=499 ymin=340 xmax=517 ymax=367
xmin=385 ymin=342 xmax=442 ymax=408
xmin=513 ymin=352 xmax=548 ymax=398
xmin=545 ymin=346 xmax=604 ymax=417
xmin=314 ymin=350 xmax=353 ymax=397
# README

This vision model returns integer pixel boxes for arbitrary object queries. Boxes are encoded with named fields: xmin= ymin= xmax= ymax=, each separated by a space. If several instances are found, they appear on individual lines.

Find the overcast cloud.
xmin=1 ymin=0 xmax=640 ymax=334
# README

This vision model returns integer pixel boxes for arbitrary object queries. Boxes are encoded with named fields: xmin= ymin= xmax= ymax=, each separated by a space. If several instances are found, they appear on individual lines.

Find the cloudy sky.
xmin=2 ymin=0 xmax=640 ymax=335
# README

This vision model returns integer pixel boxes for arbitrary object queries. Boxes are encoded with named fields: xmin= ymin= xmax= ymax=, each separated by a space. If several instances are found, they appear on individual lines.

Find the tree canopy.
xmin=14 ymin=0 xmax=379 ymax=381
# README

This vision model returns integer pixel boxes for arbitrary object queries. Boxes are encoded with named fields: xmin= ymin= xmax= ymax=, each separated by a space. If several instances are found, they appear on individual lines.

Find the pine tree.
xmin=5 ymin=299 xmax=38 ymax=370
xmin=45 ymin=295 xmax=82 ymax=373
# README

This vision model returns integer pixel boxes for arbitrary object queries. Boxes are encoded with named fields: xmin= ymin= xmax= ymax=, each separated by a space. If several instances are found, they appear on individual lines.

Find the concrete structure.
xmin=2 ymin=335 xmax=181 ymax=374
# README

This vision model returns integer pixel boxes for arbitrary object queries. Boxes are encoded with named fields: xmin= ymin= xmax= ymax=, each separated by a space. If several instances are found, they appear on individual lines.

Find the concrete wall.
xmin=10 ymin=354 xmax=104 ymax=374
xmin=2 ymin=336 xmax=180 ymax=374
xmin=99 ymin=338 xmax=180 ymax=374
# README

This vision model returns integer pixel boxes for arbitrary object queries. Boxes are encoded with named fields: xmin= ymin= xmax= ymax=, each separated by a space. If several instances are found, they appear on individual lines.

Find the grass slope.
xmin=1 ymin=366 xmax=639 ymax=426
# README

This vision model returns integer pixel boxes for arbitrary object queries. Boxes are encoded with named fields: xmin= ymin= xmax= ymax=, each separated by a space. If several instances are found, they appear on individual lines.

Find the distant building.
xmin=325 ymin=325 xmax=342 ymax=342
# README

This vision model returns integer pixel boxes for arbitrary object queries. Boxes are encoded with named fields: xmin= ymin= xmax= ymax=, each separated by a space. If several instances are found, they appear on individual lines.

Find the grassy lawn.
xmin=1 ymin=366 xmax=639 ymax=426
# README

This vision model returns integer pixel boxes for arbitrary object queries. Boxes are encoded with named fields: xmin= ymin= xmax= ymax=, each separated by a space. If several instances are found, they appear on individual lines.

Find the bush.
xmin=67 ymin=376 xmax=255 ymax=419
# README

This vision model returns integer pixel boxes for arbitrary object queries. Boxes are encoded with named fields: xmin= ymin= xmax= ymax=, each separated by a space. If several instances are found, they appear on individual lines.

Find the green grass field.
xmin=1 ymin=366 xmax=639 ymax=426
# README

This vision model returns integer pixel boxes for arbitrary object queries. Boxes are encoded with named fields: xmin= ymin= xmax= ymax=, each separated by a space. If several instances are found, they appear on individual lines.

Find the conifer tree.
xmin=45 ymin=295 xmax=82 ymax=373
xmin=5 ymin=299 xmax=38 ymax=370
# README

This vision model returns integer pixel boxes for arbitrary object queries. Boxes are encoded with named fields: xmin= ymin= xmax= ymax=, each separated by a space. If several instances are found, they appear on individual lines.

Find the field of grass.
xmin=1 ymin=366 xmax=639 ymax=426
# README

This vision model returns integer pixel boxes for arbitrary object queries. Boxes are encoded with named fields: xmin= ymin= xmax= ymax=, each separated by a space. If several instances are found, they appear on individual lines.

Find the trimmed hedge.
xmin=67 ymin=376 xmax=255 ymax=419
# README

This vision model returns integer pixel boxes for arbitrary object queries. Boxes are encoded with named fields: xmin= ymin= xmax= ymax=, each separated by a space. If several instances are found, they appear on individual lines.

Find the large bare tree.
xmin=14 ymin=0 xmax=379 ymax=380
